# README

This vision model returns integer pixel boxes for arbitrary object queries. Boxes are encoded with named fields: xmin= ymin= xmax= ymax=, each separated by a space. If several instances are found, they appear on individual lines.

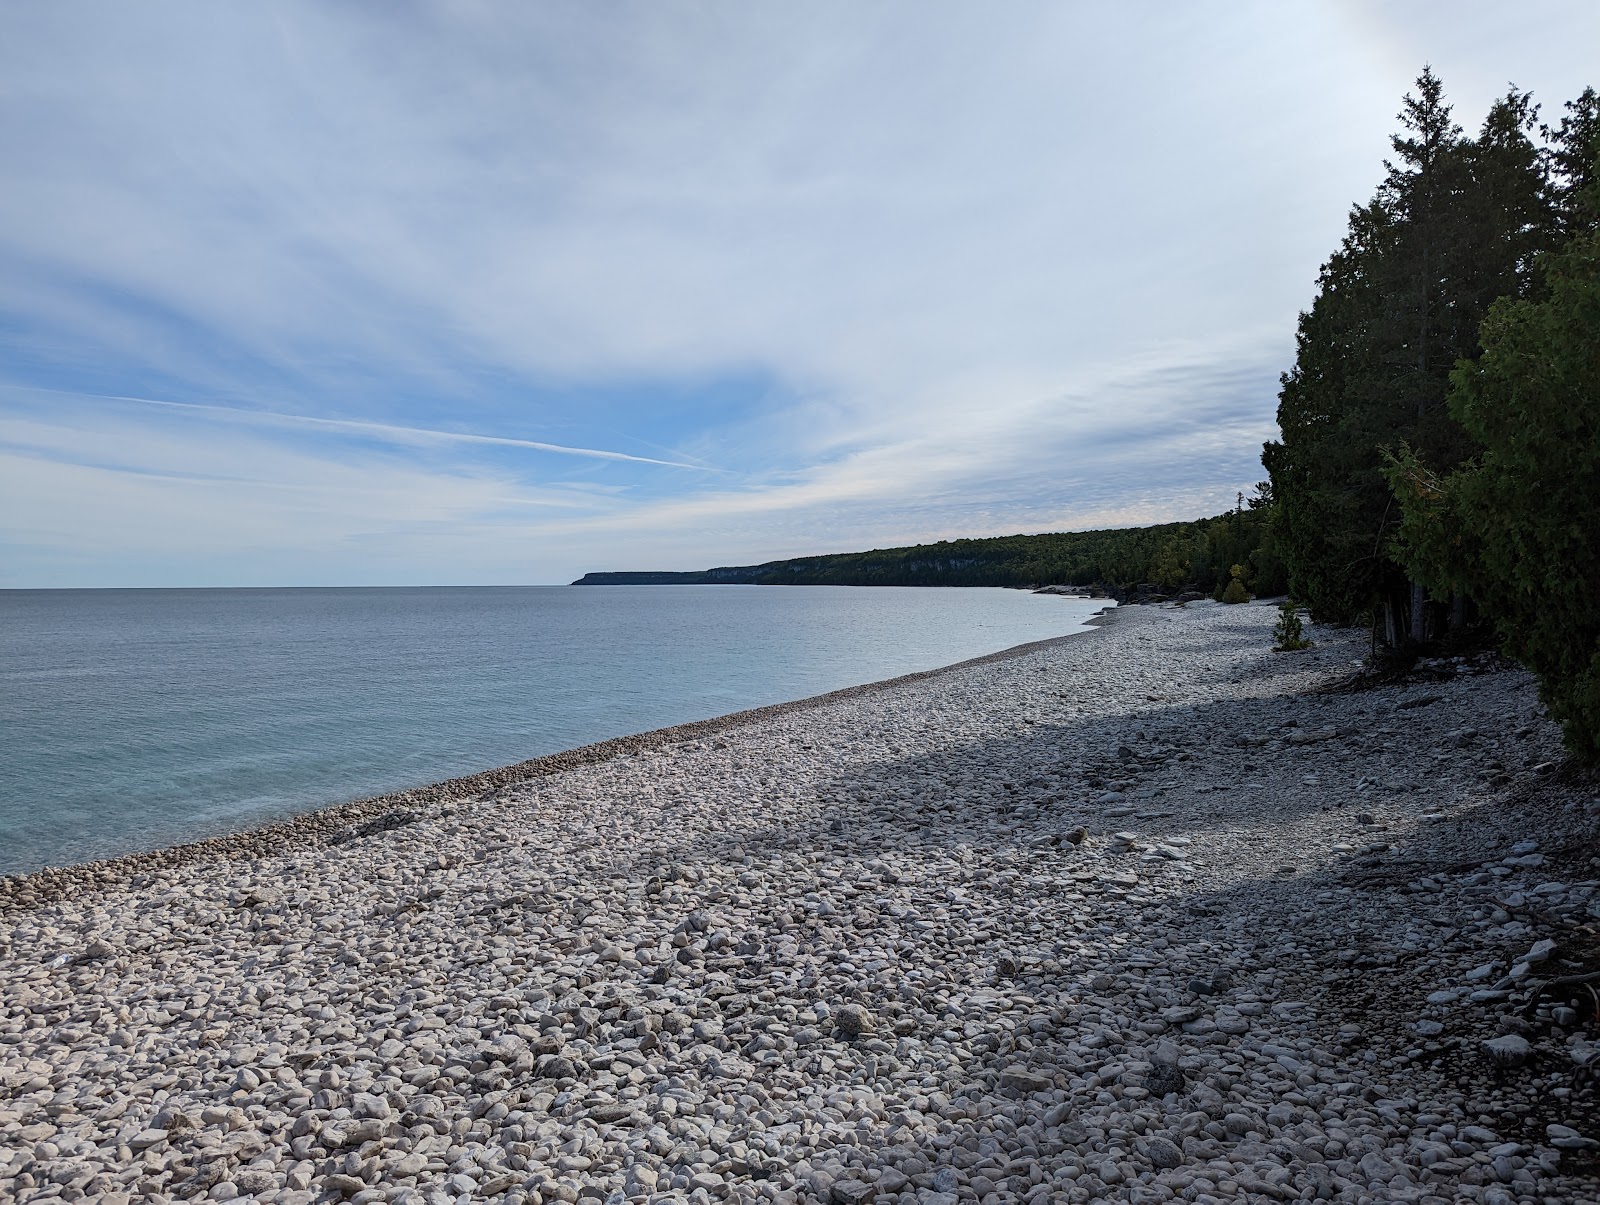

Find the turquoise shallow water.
xmin=0 ymin=585 xmax=1102 ymax=876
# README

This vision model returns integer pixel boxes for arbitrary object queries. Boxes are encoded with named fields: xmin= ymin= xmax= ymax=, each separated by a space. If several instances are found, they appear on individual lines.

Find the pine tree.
xmin=1376 ymin=70 xmax=1472 ymax=641
xmin=1264 ymin=196 xmax=1389 ymax=625
xmin=1272 ymin=602 xmax=1313 ymax=651
xmin=1462 ymin=89 xmax=1556 ymax=313
xmin=1386 ymin=86 xmax=1600 ymax=759
xmin=1389 ymin=226 xmax=1600 ymax=757
xmin=1263 ymin=72 xmax=1449 ymax=635
xmin=1545 ymin=86 xmax=1600 ymax=237
xmin=1266 ymin=71 xmax=1555 ymax=644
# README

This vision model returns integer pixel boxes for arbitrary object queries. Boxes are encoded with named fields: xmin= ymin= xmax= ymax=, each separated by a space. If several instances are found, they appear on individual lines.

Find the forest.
xmin=1264 ymin=70 xmax=1598 ymax=758
xmin=573 ymin=498 xmax=1283 ymax=599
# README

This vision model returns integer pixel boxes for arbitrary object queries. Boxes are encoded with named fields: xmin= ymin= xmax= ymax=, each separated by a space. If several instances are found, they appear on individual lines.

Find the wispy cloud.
xmin=1 ymin=2 xmax=1596 ymax=585
xmin=24 ymin=388 xmax=720 ymax=470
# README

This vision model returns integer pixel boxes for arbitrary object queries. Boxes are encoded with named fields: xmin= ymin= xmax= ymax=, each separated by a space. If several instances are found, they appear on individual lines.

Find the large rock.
xmin=999 ymin=1065 xmax=1053 ymax=1093
xmin=834 ymin=1004 xmax=875 ymax=1037
xmin=1482 ymin=1034 xmax=1530 ymax=1069
xmin=1138 ymin=1134 xmax=1185 ymax=1170
xmin=535 ymin=1053 xmax=578 ymax=1079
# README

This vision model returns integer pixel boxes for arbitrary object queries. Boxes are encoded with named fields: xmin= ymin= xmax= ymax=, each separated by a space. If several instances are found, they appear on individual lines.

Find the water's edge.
xmin=0 ymin=608 xmax=1117 ymax=906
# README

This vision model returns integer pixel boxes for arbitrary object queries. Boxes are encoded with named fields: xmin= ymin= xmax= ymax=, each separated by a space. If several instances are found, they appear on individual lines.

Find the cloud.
xmin=0 ymin=401 xmax=617 ymax=586
xmin=30 ymin=389 xmax=721 ymax=470
xmin=1 ymin=2 xmax=1596 ymax=585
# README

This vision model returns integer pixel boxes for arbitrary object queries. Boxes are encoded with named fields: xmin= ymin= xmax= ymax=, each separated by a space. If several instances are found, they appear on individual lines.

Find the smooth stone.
xmin=1482 ymin=1034 xmax=1531 ymax=1069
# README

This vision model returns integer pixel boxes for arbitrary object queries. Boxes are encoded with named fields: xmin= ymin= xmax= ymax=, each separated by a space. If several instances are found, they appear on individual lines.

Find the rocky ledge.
xmin=2 ymin=601 xmax=1598 ymax=1205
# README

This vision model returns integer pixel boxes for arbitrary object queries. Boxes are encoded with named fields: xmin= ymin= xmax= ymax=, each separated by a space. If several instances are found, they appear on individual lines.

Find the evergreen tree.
xmin=1266 ymin=71 xmax=1553 ymax=643
xmin=1459 ymin=90 xmax=1555 ymax=328
xmin=1387 ymin=225 xmax=1600 ymax=757
xmin=1375 ymin=71 xmax=1475 ymax=640
xmin=1545 ymin=86 xmax=1600 ymax=236
xmin=1263 ymin=179 xmax=1416 ymax=629
xmin=1265 ymin=71 xmax=1464 ymax=633
xmin=1386 ymin=84 xmax=1600 ymax=758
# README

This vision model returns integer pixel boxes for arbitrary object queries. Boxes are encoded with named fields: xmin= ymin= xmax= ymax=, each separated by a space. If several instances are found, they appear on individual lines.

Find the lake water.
xmin=0 ymin=585 xmax=1104 ymax=876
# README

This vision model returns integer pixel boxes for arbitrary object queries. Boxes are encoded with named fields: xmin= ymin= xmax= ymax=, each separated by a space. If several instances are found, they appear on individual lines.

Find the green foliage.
xmin=1545 ymin=86 xmax=1600 ymax=237
xmin=1389 ymin=230 xmax=1600 ymax=759
xmin=1266 ymin=66 xmax=1600 ymax=759
xmin=1380 ymin=442 xmax=1472 ymax=600
xmin=1220 ymin=565 xmax=1250 ymax=604
xmin=1244 ymin=489 xmax=1290 ymax=600
xmin=577 ymin=502 xmax=1285 ymax=595
xmin=1272 ymin=602 xmax=1313 ymax=651
xmin=1265 ymin=71 xmax=1557 ymax=634
xmin=804 ymin=510 xmax=1239 ymax=590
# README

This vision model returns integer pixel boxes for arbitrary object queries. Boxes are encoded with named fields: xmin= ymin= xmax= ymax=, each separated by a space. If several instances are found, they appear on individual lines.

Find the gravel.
xmin=2 ymin=599 xmax=1598 ymax=1205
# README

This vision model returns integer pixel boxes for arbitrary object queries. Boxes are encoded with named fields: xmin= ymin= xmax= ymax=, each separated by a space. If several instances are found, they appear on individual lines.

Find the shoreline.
xmin=0 ymin=606 xmax=1119 ymax=909
xmin=6 ymin=600 xmax=1598 ymax=1205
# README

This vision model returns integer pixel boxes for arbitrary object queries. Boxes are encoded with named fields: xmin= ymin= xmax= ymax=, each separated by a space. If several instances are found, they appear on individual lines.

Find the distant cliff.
xmin=571 ymin=505 xmax=1285 ymax=596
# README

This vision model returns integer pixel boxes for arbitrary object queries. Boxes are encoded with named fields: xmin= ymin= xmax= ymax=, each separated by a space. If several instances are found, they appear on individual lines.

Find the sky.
xmin=3 ymin=2 xmax=1597 ymax=587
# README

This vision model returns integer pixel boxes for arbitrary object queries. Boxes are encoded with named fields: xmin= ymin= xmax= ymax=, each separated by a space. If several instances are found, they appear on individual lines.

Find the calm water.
xmin=0 ymin=586 xmax=1103 ymax=876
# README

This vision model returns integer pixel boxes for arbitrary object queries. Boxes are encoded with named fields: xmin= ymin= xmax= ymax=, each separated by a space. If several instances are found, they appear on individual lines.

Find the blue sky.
xmin=3 ymin=2 xmax=1597 ymax=587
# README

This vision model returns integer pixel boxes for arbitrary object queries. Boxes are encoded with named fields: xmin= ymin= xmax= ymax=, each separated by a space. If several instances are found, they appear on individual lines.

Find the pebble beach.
xmin=4 ymin=599 xmax=1599 ymax=1205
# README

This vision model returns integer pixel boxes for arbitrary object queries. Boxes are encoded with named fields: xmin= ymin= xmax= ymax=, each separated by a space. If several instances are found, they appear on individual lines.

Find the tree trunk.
xmin=1409 ymin=582 xmax=1427 ymax=645
xmin=1383 ymin=595 xmax=1400 ymax=648
xmin=1450 ymin=591 xmax=1467 ymax=634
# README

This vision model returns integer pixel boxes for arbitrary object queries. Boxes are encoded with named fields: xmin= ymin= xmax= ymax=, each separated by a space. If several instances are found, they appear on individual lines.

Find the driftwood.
xmin=1524 ymin=970 xmax=1600 ymax=1025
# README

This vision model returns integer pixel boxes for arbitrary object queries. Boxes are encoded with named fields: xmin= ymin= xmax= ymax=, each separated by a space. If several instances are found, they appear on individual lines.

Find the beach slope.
xmin=3 ymin=602 xmax=1597 ymax=1204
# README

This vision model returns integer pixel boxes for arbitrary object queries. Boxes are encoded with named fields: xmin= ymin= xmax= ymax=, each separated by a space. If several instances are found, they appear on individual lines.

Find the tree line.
xmin=574 ymin=500 xmax=1285 ymax=598
xmin=1262 ymin=69 xmax=1599 ymax=757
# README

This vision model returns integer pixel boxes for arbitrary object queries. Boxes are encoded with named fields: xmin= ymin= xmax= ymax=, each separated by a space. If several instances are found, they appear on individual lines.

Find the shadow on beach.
xmin=624 ymin=647 xmax=1595 ymax=1202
